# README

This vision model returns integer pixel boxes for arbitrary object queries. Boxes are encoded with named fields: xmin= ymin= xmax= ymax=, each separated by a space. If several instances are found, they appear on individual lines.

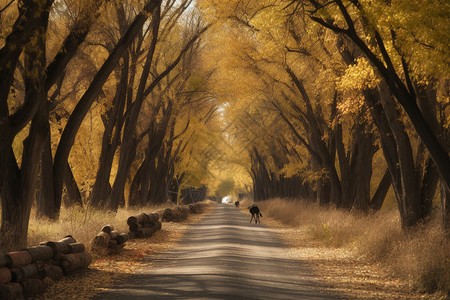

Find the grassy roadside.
xmin=22 ymin=203 xmax=216 ymax=299
xmin=241 ymin=198 xmax=449 ymax=299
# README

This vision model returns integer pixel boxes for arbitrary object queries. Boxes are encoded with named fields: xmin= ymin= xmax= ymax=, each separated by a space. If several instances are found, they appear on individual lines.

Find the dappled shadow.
xmin=94 ymin=205 xmax=345 ymax=299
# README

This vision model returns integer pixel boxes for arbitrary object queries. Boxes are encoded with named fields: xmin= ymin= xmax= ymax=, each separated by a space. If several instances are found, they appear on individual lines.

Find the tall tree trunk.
xmin=1 ymin=4 xmax=50 ymax=250
xmin=37 ymin=133 xmax=56 ymax=219
xmin=91 ymin=52 xmax=129 ymax=208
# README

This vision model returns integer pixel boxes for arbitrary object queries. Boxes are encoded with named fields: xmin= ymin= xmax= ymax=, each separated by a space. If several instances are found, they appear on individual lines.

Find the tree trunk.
xmin=91 ymin=52 xmax=128 ymax=208
xmin=379 ymin=82 xmax=422 ymax=227
xmin=1 ymin=5 xmax=50 ymax=249
xmin=369 ymin=169 xmax=391 ymax=211
xmin=37 ymin=133 xmax=56 ymax=219
xmin=63 ymin=163 xmax=83 ymax=207
xmin=441 ymin=183 xmax=450 ymax=232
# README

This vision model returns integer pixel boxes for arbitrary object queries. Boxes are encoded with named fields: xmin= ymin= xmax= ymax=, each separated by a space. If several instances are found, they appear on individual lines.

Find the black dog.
xmin=248 ymin=203 xmax=262 ymax=224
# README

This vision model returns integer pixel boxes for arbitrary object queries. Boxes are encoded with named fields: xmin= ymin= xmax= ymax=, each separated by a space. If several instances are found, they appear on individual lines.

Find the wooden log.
xmin=101 ymin=224 xmax=114 ymax=234
xmin=41 ymin=241 xmax=69 ymax=256
xmin=20 ymin=278 xmax=45 ymax=297
xmin=58 ymin=235 xmax=77 ymax=244
xmin=44 ymin=259 xmax=61 ymax=266
xmin=145 ymin=213 xmax=159 ymax=225
xmin=6 ymin=251 xmax=32 ymax=268
xmin=11 ymin=264 xmax=44 ymax=283
xmin=43 ymin=265 xmax=64 ymax=281
xmin=127 ymin=213 xmax=149 ymax=226
xmin=60 ymin=252 xmax=92 ymax=273
xmin=162 ymin=208 xmax=174 ymax=222
xmin=41 ymin=236 xmax=76 ymax=256
xmin=177 ymin=206 xmax=189 ymax=220
xmin=0 ymin=250 xmax=10 ymax=268
xmin=0 ymin=267 xmax=12 ymax=284
xmin=107 ymin=243 xmax=125 ymax=254
xmin=67 ymin=243 xmax=85 ymax=254
xmin=128 ymin=223 xmax=139 ymax=233
xmin=91 ymin=232 xmax=110 ymax=252
xmin=128 ymin=231 xmax=138 ymax=239
xmin=109 ymin=230 xmax=119 ymax=240
xmin=107 ymin=240 xmax=118 ymax=248
xmin=140 ymin=227 xmax=155 ymax=238
xmin=0 ymin=283 xmax=23 ymax=300
xmin=25 ymin=245 xmax=54 ymax=263
xmin=116 ymin=233 xmax=129 ymax=244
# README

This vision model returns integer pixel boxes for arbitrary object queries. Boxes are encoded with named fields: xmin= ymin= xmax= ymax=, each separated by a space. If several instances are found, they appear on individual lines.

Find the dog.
xmin=248 ymin=203 xmax=262 ymax=224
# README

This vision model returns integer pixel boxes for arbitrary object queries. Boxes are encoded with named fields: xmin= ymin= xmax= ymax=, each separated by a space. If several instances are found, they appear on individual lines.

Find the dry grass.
xmin=27 ymin=204 xmax=171 ymax=248
xmin=255 ymin=198 xmax=450 ymax=296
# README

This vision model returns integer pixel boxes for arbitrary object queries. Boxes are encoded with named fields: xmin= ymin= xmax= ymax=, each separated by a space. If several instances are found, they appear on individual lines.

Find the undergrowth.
xmin=27 ymin=204 xmax=169 ymax=249
xmin=255 ymin=198 xmax=450 ymax=295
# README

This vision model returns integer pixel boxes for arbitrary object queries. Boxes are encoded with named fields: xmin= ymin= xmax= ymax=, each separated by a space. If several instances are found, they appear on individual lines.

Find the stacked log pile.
xmin=0 ymin=236 xmax=90 ymax=299
xmin=188 ymin=202 xmax=206 ymax=214
xmin=161 ymin=206 xmax=189 ymax=222
xmin=161 ymin=203 xmax=207 ymax=222
xmin=127 ymin=213 xmax=162 ymax=239
xmin=91 ymin=225 xmax=129 ymax=255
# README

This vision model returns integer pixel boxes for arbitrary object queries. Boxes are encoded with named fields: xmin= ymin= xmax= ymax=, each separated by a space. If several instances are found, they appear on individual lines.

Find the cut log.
xmin=44 ymin=259 xmax=61 ymax=266
xmin=58 ymin=235 xmax=77 ymax=244
xmin=42 ymin=241 xmax=69 ymax=255
xmin=0 ymin=250 xmax=10 ymax=268
xmin=41 ymin=236 xmax=76 ymax=256
xmin=138 ymin=227 xmax=155 ymax=238
xmin=107 ymin=243 xmax=125 ymax=254
xmin=116 ymin=233 xmax=129 ymax=244
xmin=91 ymin=232 xmax=111 ymax=253
xmin=162 ymin=207 xmax=188 ymax=222
xmin=0 ymin=267 xmax=12 ymax=284
xmin=43 ymin=265 xmax=64 ymax=281
xmin=109 ymin=230 xmax=119 ymax=240
xmin=177 ymin=206 xmax=189 ymax=220
xmin=0 ymin=283 xmax=23 ymax=300
xmin=107 ymin=240 xmax=118 ymax=248
xmin=25 ymin=246 xmax=54 ymax=262
xmin=11 ymin=264 xmax=44 ymax=283
xmin=162 ymin=208 xmax=174 ymax=222
xmin=6 ymin=251 xmax=32 ymax=268
xmin=145 ymin=213 xmax=159 ymax=225
xmin=101 ymin=225 xmax=114 ymax=234
xmin=189 ymin=203 xmax=204 ymax=214
xmin=60 ymin=252 xmax=92 ymax=273
xmin=127 ymin=213 xmax=149 ymax=226
xmin=67 ymin=243 xmax=85 ymax=254
xmin=128 ymin=223 xmax=139 ymax=233
xmin=20 ymin=278 xmax=45 ymax=297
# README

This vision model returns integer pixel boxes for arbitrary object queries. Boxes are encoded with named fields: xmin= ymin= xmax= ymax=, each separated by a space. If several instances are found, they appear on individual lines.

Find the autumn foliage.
xmin=0 ymin=0 xmax=449 ymax=294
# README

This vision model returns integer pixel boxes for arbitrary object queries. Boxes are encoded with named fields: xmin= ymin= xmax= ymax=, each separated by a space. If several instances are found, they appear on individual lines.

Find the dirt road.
xmin=95 ymin=204 xmax=343 ymax=299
